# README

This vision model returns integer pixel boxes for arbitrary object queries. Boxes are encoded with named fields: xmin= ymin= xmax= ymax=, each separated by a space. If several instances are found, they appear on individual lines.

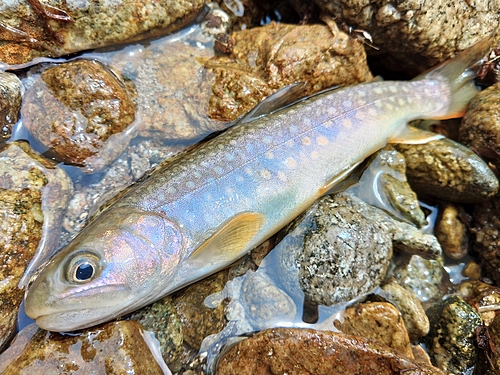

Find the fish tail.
xmin=413 ymin=29 xmax=499 ymax=119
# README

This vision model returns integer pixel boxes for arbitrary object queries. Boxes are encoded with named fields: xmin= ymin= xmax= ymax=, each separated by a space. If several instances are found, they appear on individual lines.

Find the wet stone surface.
xmin=425 ymin=295 xmax=482 ymax=375
xmin=435 ymin=203 xmax=469 ymax=260
xmin=207 ymin=22 xmax=373 ymax=121
xmin=0 ymin=72 xmax=22 ymax=141
xmin=0 ymin=0 xmax=205 ymax=66
xmin=311 ymin=0 xmax=500 ymax=74
xmin=0 ymin=321 xmax=167 ymax=374
xmin=0 ymin=141 xmax=72 ymax=351
xmin=22 ymin=59 xmax=138 ymax=172
xmin=460 ymin=82 xmax=500 ymax=170
xmin=395 ymin=138 xmax=499 ymax=203
xmin=216 ymin=328 xmax=446 ymax=375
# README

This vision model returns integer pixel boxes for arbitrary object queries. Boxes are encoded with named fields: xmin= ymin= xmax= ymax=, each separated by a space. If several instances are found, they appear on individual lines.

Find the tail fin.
xmin=413 ymin=29 xmax=499 ymax=119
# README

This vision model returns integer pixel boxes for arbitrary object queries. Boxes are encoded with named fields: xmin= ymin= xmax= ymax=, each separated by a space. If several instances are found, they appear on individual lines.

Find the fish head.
xmin=24 ymin=206 xmax=183 ymax=332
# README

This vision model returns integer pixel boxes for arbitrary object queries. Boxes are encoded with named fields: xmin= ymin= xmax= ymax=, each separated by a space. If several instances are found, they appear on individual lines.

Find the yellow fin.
xmin=389 ymin=126 xmax=444 ymax=144
xmin=188 ymin=212 xmax=265 ymax=266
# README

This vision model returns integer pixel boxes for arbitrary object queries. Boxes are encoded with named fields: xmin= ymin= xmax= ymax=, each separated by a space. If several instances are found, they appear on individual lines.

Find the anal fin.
xmin=389 ymin=126 xmax=444 ymax=145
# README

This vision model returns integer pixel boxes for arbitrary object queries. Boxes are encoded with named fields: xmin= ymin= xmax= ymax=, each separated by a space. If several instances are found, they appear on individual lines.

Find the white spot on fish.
xmin=373 ymin=87 xmax=384 ymax=94
xmin=166 ymin=186 xmax=177 ymax=194
xmin=342 ymin=118 xmax=352 ymax=128
xmin=311 ymin=150 xmax=319 ymax=159
xmin=261 ymin=169 xmax=271 ymax=179
xmin=277 ymin=171 xmax=287 ymax=182
xmin=215 ymin=166 xmax=224 ymax=175
xmin=236 ymin=175 xmax=244 ymax=182
xmin=389 ymin=85 xmax=398 ymax=93
xmin=245 ymin=167 xmax=253 ymax=176
xmin=397 ymin=97 xmax=406 ymax=106
xmin=317 ymin=136 xmax=329 ymax=146
xmin=302 ymin=136 xmax=311 ymax=146
xmin=186 ymin=181 xmax=196 ymax=189
xmin=263 ymin=136 xmax=272 ymax=144
xmin=285 ymin=157 xmax=297 ymax=169
xmin=266 ymin=151 xmax=274 ymax=159
xmin=193 ymin=171 xmax=201 ymax=179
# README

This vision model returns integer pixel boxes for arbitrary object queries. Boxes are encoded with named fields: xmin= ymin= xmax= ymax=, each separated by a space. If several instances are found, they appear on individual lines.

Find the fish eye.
xmin=65 ymin=252 xmax=102 ymax=284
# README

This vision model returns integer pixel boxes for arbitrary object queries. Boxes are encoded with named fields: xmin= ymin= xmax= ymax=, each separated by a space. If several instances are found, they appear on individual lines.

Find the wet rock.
xmin=216 ymin=328 xmax=446 ymax=375
xmin=393 ymin=256 xmax=445 ymax=303
xmin=462 ymin=260 xmax=483 ymax=280
xmin=380 ymin=279 xmax=430 ymax=340
xmin=0 ymin=72 xmax=23 ymax=141
xmin=0 ymin=141 xmax=72 ymax=351
xmin=207 ymin=21 xmax=373 ymax=121
xmin=311 ymin=0 xmax=499 ymax=74
xmin=173 ymin=272 xmax=228 ymax=351
xmin=460 ymin=82 xmax=500 ymax=170
xmin=241 ymin=270 xmax=296 ymax=331
xmin=0 ymin=321 xmax=168 ymax=374
xmin=459 ymin=280 xmax=500 ymax=325
xmin=435 ymin=203 xmax=469 ymax=260
xmin=426 ymin=295 xmax=482 ymax=375
xmin=471 ymin=193 xmax=500 ymax=285
xmin=481 ymin=313 xmax=500 ymax=374
xmin=107 ymin=22 xmax=228 ymax=140
xmin=335 ymin=302 xmax=414 ymax=358
xmin=0 ymin=0 xmax=205 ymax=66
xmin=277 ymin=193 xmax=392 ymax=306
xmin=351 ymin=147 xmax=426 ymax=228
xmin=22 ymin=59 xmax=138 ymax=172
xmin=128 ymin=295 xmax=184 ymax=365
xmin=395 ymin=138 xmax=499 ymax=203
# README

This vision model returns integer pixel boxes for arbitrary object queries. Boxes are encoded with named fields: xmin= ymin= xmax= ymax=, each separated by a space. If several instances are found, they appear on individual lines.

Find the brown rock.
xmin=0 ymin=141 xmax=72 ymax=351
xmin=216 ymin=328 xmax=446 ymax=375
xmin=0 ymin=72 xmax=22 ymax=141
xmin=435 ymin=203 xmax=469 ymax=260
xmin=396 ymin=138 xmax=499 ymax=203
xmin=22 ymin=59 xmax=138 ymax=172
xmin=460 ymin=82 xmax=500 ymax=170
xmin=335 ymin=302 xmax=414 ymax=358
xmin=471 ymin=193 xmax=500 ymax=284
xmin=207 ymin=21 xmax=373 ymax=121
xmin=312 ymin=0 xmax=499 ymax=74
xmin=0 ymin=0 xmax=205 ymax=66
xmin=0 ymin=321 xmax=166 ymax=374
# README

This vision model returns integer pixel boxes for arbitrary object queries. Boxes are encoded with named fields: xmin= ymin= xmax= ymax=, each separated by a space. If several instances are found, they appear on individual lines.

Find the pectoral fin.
xmin=388 ymin=126 xmax=444 ymax=144
xmin=188 ymin=212 xmax=265 ymax=267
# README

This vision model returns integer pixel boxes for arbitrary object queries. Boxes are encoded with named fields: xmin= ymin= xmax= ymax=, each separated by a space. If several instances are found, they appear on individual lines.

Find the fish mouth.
xmin=33 ymin=307 xmax=123 ymax=332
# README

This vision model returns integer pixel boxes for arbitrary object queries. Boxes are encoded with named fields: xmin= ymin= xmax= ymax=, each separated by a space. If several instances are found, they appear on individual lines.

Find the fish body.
xmin=25 ymin=34 xmax=494 ymax=331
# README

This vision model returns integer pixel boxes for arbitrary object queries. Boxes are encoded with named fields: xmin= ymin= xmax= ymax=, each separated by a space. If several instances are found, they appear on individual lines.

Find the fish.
xmin=25 ymin=32 xmax=496 ymax=332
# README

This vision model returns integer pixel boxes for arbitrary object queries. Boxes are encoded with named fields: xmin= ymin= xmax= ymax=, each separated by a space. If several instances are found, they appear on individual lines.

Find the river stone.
xmin=0 ymin=72 xmax=22 ymax=141
xmin=311 ymin=0 xmax=499 ymax=74
xmin=471 ymin=193 xmax=500 ymax=285
xmin=0 ymin=321 xmax=167 ymax=374
xmin=216 ymin=328 xmax=446 ymax=375
xmin=0 ymin=0 xmax=205 ymax=66
xmin=435 ymin=203 xmax=469 ymax=260
xmin=0 ymin=141 xmax=72 ymax=352
xmin=208 ymin=22 xmax=373 ymax=121
xmin=459 ymin=280 xmax=500 ymax=325
xmin=281 ymin=193 xmax=393 ymax=306
xmin=22 ymin=59 xmax=138 ymax=172
xmin=395 ymin=138 xmax=499 ymax=203
xmin=426 ymin=295 xmax=482 ymax=375
xmin=335 ymin=302 xmax=414 ymax=358
xmin=460 ymin=82 xmax=500 ymax=170
xmin=380 ymin=279 xmax=430 ymax=341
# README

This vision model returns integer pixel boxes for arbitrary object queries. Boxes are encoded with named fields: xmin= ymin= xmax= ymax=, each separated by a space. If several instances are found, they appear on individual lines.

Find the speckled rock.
xmin=128 ymin=295 xmax=184 ymax=365
xmin=459 ymin=280 xmax=500 ymax=325
xmin=0 ymin=0 xmax=205 ymax=66
xmin=335 ymin=302 xmax=414 ymax=358
xmin=311 ymin=0 xmax=499 ymax=74
xmin=22 ymin=59 xmax=138 ymax=172
xmin=216 ymin=328 xmax=446 ymax=375
xmin=482 ymin=313 xmax=500 ymax=374
xmin=0 ymin=72 xmax=22 ymax=141
xmin=173 ymin=272 xmax=228 ymax=350
xmin=0 ymin=141 xmax=72 ymax=351
xmin=207 ymin=21 xmax=373 ymax=121
xmin=460 ymin=82 xmax=500 ymax=170
xmin=380 ymin=279 xmax=430 ymax=340
xmin=0 ymin=321 xmax=168 ymax=374
xmin=426 ymin=295 xmax=482 ymax=375
xmin=393 ymin=256 xmax=445 ymax=303
xmin=277 ymin=193 xmax=392 ymax=306
xmin=435 ymin=203 xmax=469 ymax=260
xmin=395 ymin=138 xmax=499 ymax=203
xmin=471 ymin=193 xmax=500 ymax=285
